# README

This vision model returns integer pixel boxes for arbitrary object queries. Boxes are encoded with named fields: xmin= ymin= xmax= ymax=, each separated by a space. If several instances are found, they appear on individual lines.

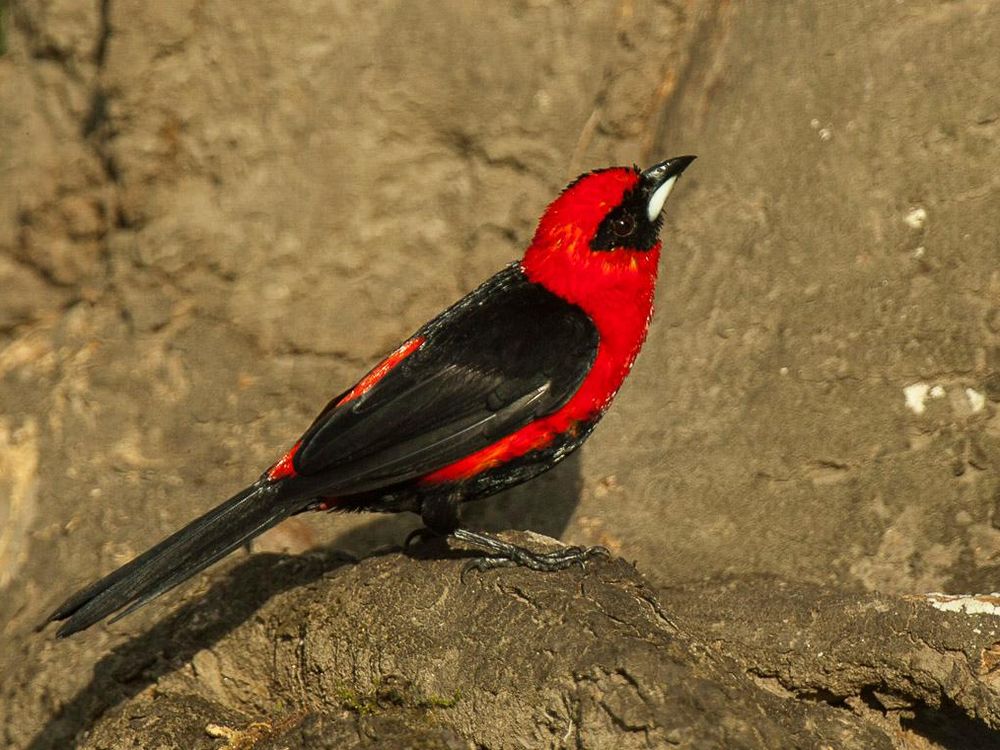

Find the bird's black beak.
xmin=641 ymin=155 xmax=696 ymax=222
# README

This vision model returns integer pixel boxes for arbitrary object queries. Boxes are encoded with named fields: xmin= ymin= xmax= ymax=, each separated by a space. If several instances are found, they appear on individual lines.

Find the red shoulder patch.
xmin=335 ymin=337 xmax=424 ymax=408
xmin=266 ymin=337 xmax=425 ymax=482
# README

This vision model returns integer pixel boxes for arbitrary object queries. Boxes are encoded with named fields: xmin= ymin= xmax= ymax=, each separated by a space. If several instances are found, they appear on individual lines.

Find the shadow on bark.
xmin=28 ymin=454 xmax=584 ymax=749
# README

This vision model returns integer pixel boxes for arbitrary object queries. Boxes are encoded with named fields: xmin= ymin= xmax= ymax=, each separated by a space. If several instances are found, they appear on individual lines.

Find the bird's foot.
xmin=450 ymin=528 xmax=609 ymax=577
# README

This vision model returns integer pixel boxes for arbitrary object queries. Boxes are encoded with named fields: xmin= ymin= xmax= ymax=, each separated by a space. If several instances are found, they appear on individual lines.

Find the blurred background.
xmin=0 ymin=0 xmax=998 ymax=744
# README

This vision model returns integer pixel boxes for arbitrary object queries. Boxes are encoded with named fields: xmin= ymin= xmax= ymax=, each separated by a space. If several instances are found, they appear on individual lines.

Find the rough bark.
xmin=12 ymin=534 xmax=998 ymax=749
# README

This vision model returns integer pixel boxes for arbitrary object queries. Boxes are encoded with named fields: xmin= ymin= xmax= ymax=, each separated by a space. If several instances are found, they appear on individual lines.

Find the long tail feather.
xmin=45 ymin=480 xmax=310 ymax=637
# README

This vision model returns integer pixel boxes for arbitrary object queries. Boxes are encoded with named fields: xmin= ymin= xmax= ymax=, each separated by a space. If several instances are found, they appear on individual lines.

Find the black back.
xmin=292 ymin=263 xmax=599 ymax=493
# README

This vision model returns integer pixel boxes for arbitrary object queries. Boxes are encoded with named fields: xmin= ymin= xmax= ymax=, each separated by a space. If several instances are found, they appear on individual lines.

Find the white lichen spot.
xmin=966 ymin=387 xmax=986 ymax=414
xmin=818 ymin=127 xmax=833 ymax=141
xmin=779 ymin=367 xmax=789 ymax=376
xmin=904 ymin=207 xmax=927 ymax=230
xmin=905 ymin=384 xmax=985 ymax=417
xmin=925 ymin=593 xmax=1000 ymax=616
xmin=912 ymin=246 xmax=925 ymax=259
xmin=810 ymin=118 xmax=820 ymax=129
xmin=903 ymin=383 xmax=930 ymax=414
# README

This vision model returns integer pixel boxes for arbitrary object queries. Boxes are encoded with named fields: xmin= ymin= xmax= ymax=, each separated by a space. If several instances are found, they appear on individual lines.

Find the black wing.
xmin=292 ymin=263 xmax=599 ymax=492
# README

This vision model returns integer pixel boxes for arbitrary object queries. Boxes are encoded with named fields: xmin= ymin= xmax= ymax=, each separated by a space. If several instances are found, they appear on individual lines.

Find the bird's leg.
xmin=450 ymin=528 xmax=609 ymax=574
xmin=407 ymin=493 xmax=462 ymax=549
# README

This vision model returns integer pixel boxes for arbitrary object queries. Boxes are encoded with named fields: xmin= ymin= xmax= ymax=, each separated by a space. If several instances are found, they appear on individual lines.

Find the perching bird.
xmin=45 ymin=155 xmax=695 ymax=637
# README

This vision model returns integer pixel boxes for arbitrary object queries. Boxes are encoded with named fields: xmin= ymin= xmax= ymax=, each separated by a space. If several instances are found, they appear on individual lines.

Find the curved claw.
xmin=403 ymin=526 xmax=441 ymax=550
xmin=460 ymin=555 xmax=518 ymax=582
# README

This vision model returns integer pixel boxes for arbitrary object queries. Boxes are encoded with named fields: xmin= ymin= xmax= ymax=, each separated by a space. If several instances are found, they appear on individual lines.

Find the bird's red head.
xmin=521 ymin=156 xmax=695 ymax=315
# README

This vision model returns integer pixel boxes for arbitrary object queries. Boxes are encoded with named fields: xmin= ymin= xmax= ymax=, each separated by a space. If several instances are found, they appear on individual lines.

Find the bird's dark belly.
xmin=334 ymin=417 xmax=599 ymax=518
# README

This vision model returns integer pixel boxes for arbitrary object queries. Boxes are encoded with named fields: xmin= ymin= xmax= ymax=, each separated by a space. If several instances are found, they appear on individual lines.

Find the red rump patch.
xmin=336 ymin=337 xmax=424 ymax=407
xmin=267 ymin=440 xmax=301 ymax=481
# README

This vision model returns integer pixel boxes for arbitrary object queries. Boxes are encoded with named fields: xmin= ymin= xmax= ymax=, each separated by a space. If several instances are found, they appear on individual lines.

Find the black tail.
xmin=45 ymin=480 xmax=310 ymax=637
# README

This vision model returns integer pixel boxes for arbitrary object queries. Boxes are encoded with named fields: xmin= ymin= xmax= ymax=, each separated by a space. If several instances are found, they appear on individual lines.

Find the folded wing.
xmin=293 ymin=264 xmax=600 ymax=493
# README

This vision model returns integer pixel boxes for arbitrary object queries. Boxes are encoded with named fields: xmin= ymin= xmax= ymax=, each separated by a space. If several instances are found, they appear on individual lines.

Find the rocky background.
xmin=1 ymin=1 xmax=998 ymax=747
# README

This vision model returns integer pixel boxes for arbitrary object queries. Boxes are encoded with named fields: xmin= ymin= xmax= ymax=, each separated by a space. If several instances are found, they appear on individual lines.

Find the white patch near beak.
xmin=646 ymin=176 xmax=678 ymax=222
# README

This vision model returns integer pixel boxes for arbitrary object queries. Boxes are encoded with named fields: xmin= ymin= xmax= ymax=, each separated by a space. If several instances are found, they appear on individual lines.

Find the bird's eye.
xmin=611 ymin=214 xmax=635 ymax=237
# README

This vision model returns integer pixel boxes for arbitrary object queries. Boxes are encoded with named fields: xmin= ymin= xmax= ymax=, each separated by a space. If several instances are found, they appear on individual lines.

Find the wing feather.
xmin=292 ymin=265 xmax=598 ymax=492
